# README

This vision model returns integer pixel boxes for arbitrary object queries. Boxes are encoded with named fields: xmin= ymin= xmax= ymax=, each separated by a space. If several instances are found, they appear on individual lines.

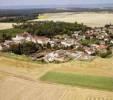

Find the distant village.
xmin=0 ymin=24 xmax=113 ymax=63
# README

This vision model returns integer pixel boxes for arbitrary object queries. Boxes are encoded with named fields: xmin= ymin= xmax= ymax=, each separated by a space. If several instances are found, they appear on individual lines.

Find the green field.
xmin=40 ymin=71 xmax=113 ymax=91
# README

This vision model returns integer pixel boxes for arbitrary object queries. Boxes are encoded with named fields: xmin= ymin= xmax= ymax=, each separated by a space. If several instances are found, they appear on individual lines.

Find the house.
xmin=78 ymin=54 xmax=94 ymax=61
xmin=61 ymin=41 xmax=73 ymax=47
xmin=12 ymin=34 xmax=25 ymax=43
xmin=104 ymin=38 xmax=109 ymax=42
xmin=67 ymin=51 xmax=95 ymax=61
xmin=12 ymin=32 xmax=50 ymax=45
xmin=72 ymin=31 xmax=82 ymax=38
xmin=94 ymin=27 xmax=102 ymax=33
xmin=97 ymin=44 xmax=108 ymax=51
xmin=61 ymin=39 xmax=75 ymax=48
xmin=84 ymin=48 xmax=95 ymax=55
xmin=105 ymin=24 xmax=113 ymax=33
xmin=109 ymin=25 xmax=113 ymax=29
xmin=98 ymin=35 xmax=104 ymax=40
xmin=2 ymin=40 xmax=14 ymax=49
xmin=99 ymin=41 xmax=106 ymax=45
xmin=43 ymin=50 xmax=72 ymax=63
xmin=90 ymin=44 xmax=99 ymax=50
xmin=69 ymin=51 xmax=84 ymax=59
xmin=0 ymin=44 xmax=3 ymax=51
xmin=48 ymin=40 xmax=56 ymax=48
xmin=73 ymin=31 xmax=82 ymax=34
xmin=83 ymin=46 xmax=95 ymax=55
xmin=74 ymin=42 xmax=81 ymax=49
xmin=35 ymin=36 xmax=50 ymax=45
xmin=4 ymin=40 xmax=14 ymax=45
xmin=26 ymin=35 xmax=50 ymax=45
xmin=44 ymin=52 xmax=59 ymax=62
xmin=110 ymin=40 xmax=113 ymax=44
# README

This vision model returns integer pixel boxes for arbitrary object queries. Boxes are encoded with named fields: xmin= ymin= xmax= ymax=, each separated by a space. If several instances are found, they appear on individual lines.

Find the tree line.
xmin=0 ymin=14 xmax=38 ymax=23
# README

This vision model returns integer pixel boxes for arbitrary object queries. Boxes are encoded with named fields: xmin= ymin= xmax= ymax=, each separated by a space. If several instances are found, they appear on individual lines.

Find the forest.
xmin=13 ymin=21 xmax=90 ymax=37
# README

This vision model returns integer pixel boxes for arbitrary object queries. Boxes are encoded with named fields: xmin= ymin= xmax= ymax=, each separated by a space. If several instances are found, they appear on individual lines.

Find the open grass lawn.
xmin=40 ymin=71 xmax=113 ymax=91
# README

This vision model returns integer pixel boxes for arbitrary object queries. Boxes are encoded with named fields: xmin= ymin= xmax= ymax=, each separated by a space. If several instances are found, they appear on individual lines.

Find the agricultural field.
xmin=1 ymin=12 xmax=113 ymax=30
xmin=0 ymin=11 xmax=113 ymax=100
xmin=34 ymin=12 xmax=113 ymax=27
xmin=40 ymin=57 xmax=113 ymax=91
xmin=0 ymin=72 xmax=8 ymax=80
xmin=0 ymin=23 xmax=13 ymax=30
xmin=41 ymin=71 xmax=113 ymax=91
xmin=0 ymin=54 xmax=113 ymax=100
xmin=53 ymin=57 xmax=113 ymax=77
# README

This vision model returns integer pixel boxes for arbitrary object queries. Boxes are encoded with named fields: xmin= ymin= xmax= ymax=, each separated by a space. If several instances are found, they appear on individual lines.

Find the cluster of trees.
xmin=97 ymin=48 xmax=112 ymax=58
xmin=0 ymin=28 xmax=25 ymax=42
xmin=0 ymin=33 xmax=11 ymax=42
xmin=9 ymin=42 xmax=42 ymax=55
xmin=80 ymin=39 xmax=100 ymax=46
xmin=0 ymin=14 xmax=38 ymax=23
xmin=13 ymin=21 xmax=90 ymax=37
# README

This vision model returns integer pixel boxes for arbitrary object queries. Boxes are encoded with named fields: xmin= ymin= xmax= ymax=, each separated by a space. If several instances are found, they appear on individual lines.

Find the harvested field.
xmin=1 ymin=12 xmax=113 ymax=30
xmin=0 ymin=56 xmax=51 ymax=80
xmin=34 ymin=12 xmax=113 ymax=27
xmin=1 ymin=53 xmax=113 ymax=78
xmin=0 ymin=54 xmax=113 ymax=100
xmin=54 ymin=57 xmax=113 ymax=77
xmin=0 ymin=72 xmax=8 ymax=80
xmin=0 ymin=23 xmax=13 ymax=30
xmin=0 ymin=75 xmax=113 ymax=100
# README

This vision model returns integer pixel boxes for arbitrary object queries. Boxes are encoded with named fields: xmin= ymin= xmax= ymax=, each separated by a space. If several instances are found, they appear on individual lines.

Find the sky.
xmin=0 ymin=0 xmax=113 ymax=6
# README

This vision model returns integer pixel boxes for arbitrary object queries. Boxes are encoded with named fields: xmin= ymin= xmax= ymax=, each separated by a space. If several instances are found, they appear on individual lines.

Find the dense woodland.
xmin=13 ymin=21 xmax=90 ymax=37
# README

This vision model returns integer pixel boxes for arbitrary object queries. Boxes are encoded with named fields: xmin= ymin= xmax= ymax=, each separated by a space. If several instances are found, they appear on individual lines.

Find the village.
xmin=0 ymin=24 xmax=113 ymax=63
